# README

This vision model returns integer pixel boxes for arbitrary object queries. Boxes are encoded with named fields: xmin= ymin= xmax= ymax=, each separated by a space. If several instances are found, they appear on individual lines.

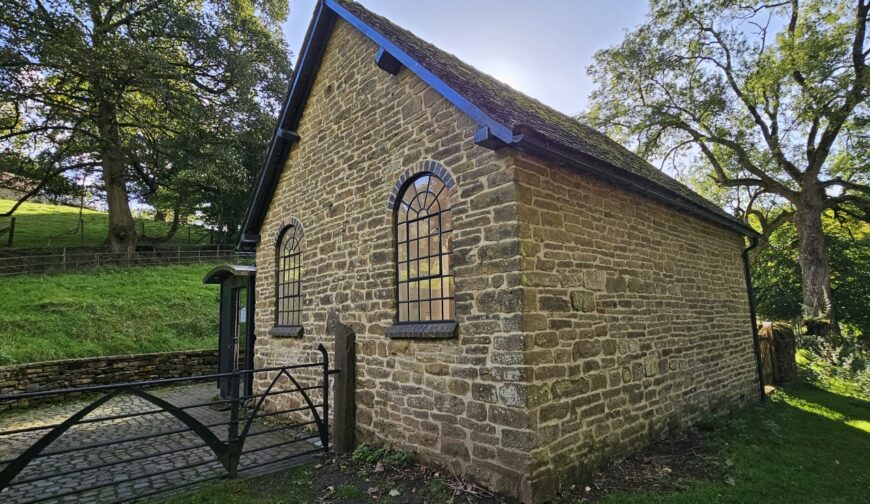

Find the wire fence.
xmin=0 ymin=247 xmax=254 ymax=277
xmin=0 ymin=214 xmax=225 ymax=250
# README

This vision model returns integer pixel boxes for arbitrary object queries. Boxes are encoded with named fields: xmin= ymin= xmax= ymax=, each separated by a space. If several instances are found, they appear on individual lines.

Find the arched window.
xmin=396 ymin=173 xmax=454 ymax=323
xmin=275 ymin=224 xmax=303 ymax=328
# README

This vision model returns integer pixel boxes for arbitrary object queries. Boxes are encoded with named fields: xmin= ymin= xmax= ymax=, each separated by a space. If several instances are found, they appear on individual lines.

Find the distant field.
xmin=0 ymin=264 xmax=220 ymax=364
xmin=0 ymin=198 xmax=209 ymax=249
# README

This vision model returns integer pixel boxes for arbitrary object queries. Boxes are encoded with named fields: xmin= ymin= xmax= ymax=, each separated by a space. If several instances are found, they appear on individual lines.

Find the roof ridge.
xmin=238 ymin=0 xmax=756 ymax=244
xmin=332 ymin=0 xmax=752 ymax=234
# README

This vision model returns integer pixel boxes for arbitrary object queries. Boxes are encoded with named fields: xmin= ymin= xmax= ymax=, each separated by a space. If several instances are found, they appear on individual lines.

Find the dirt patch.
xmin=556 ymin=426 xmax=718 ymax=502
xmin=302 ymin=427 xmax=716 ymax=504
xmin=309 ymin=452 xmax=516 ymax=504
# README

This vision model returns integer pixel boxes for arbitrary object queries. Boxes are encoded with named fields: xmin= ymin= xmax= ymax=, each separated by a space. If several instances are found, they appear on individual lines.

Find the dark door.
xmin=218 ymin=276 xmax=255 ymax=399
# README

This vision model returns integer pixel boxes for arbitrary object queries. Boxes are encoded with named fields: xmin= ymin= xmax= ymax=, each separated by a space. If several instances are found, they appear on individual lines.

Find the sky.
xmin=281 ymin=0 xmax=649 ymax=116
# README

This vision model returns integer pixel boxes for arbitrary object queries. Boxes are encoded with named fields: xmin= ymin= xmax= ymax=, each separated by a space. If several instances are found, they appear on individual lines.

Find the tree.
xmin=754 ymin=212 xmax=870 ymax=338
xmin=584 ymin=0 xmax=870 ymax=326
xmin=0 ymin=0 xmax=291 ymax=253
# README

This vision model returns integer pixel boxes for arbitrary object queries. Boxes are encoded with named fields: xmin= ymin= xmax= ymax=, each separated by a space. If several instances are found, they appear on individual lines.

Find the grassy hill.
xmin=0 ymin=264 xmax=219 ymax=364
xmin=0 ymin=198 xmax=209 ymax=249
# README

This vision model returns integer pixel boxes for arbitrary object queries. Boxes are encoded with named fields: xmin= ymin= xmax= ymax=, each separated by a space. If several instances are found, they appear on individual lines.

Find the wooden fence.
xmin=0 ymin=247 xmax=252 ymax=277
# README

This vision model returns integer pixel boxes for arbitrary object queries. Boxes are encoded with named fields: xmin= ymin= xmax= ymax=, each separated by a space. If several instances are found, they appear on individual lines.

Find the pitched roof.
xmin=239 ymin=0 xmax=756 ymax=248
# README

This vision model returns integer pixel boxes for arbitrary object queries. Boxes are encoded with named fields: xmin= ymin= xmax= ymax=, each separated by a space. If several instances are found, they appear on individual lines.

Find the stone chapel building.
xmin=237 ymin=1 xmax=763 ymax=502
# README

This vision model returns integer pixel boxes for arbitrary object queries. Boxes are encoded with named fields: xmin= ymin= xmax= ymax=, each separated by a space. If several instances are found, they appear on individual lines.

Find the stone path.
xmin=0 ymin=383 xmax=323 ymax=504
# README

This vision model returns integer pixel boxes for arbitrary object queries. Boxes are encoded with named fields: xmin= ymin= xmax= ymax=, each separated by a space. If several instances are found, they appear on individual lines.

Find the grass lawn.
xmin=159 ymin=358 xmax=870 ymax=504
xmin=0 ymin=264 xmax=220 ymax=364
xmin=0 ymin=198 xmax=208 ymax=249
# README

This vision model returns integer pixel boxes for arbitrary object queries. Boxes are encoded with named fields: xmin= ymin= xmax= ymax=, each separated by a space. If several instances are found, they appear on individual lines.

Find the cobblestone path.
xmin=0 ymin=383 xmax=322 ymax=503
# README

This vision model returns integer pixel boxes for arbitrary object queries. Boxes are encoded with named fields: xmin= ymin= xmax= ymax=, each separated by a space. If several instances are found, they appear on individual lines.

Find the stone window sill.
xmin=385 ymin=321 xmax=457 ymax=339
xmin=269 ymin=325 xmax=304 ymax=338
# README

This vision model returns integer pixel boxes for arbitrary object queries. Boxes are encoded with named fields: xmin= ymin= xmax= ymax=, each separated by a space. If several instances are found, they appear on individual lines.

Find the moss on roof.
xmin=334 ymin=0 xmax=750 ymax=232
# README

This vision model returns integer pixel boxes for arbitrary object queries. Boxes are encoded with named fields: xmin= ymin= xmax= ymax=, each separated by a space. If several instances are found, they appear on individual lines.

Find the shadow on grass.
xmin=591 ymin=383 xmax=870 ymax=504
xmin=159 ymin=384 xmax=870 ymax=504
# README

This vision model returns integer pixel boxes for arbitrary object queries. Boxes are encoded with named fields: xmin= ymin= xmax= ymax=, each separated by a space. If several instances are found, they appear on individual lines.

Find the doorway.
xmin=203 ymin=264 xmax=257 ymax=399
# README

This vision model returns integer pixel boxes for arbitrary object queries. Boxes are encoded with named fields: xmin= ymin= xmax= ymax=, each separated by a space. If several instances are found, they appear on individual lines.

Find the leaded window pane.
xmin=275 ymin=225 xmax=302 ymax=327
xmin=396 ymin=173 xmax=455 ymax=323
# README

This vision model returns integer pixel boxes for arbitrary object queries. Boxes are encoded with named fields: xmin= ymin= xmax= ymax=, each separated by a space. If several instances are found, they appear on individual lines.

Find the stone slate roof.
xmin=334 ymin=0 xmax=752 ymax=233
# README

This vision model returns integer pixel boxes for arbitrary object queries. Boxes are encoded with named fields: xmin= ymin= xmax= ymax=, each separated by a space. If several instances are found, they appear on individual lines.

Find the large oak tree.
xmin=0 ymin=0 xmax=291 ymax=253
xmin=585 ymin=0 xmax=870 ymax=325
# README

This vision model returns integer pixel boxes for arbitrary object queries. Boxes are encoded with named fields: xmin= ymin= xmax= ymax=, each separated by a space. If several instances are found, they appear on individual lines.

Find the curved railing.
xmin=0 ymin=345 xmax=334 ymax=504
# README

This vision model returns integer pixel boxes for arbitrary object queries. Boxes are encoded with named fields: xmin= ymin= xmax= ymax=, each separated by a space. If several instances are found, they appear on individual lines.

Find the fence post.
xmin=6 ymin=217 xmax=14 ymax=247
xmin=330 ymin=318 xmax=356 ymax=453
xmin=227 ymin=367 xmax=241 ymax=478
xmin=62 ymin=247 xmax=67 ymax=271
xmin=318 ymin=344 xmax=330 ymax=451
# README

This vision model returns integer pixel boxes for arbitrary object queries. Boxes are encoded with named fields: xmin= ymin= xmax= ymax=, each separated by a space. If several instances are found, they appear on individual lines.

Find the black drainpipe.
xmin=742 ymin=235 xmax=765 ymax=402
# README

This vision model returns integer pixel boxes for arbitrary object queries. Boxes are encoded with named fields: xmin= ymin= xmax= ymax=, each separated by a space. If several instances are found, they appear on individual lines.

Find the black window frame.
xmin=270 ymin=224 xmax=304 ymax=337
xmin=393 ymin=172 xmax=455 ymax=326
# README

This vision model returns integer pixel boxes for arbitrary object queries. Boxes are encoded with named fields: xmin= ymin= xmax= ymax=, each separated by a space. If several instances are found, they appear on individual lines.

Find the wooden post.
xmin=330 ymin=315 xmax=356 ymax=453
xmin=62 ymin=247 xmax=67 ymax=271
xmin=6 ymin=217 xmax=15 ymax=247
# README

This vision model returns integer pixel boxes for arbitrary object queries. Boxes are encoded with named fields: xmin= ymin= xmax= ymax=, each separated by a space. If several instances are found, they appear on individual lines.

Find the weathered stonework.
xmin=0 ymin=350 xmax=219 ymax=412
xmin=512 ymin=152 xmax=758 ymax=502
xmin=253 ymin=19 xmax=531 ymax=499
xmin=252 ymin=17 xmax=758 ymax=504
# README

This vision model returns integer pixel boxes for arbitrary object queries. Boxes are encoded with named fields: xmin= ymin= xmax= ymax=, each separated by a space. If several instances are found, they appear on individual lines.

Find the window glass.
xmin=396 ymin=174 xmax=454 ymax=323
xmin=276 ymin=225 xmax=302 ymax=326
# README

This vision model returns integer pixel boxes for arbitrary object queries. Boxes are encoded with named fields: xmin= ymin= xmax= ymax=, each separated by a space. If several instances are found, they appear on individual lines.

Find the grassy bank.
xmin=585 ymin=383 xmax=869 ymax=503
xmin=0 ymin=264 xmax=220 ymax=364
xmin=0 ymin=198 xmax=208 ymax=249
xmin=160 ymin=360 xmax=870 ymax=504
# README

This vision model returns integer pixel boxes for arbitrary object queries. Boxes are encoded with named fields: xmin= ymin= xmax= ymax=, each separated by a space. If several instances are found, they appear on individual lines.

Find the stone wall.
xmin=513 ymin=152 xmax=759 ymax=502
xmin=0 ymin=185 xmax=24 ymax=201
xmin=253 ymin=19 xmax=533 ymax=499
xmin=252 ymin=15 xmax=759 ymax=504
xmin=0 ymin=350 xmax=219 ymax=411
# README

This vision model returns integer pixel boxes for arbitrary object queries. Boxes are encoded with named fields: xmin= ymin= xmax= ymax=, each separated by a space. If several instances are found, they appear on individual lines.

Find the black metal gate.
xmin=0 ymin=345 xmax=335 ymax=504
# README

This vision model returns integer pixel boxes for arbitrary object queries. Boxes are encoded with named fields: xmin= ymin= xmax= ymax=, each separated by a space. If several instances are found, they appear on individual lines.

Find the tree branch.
xmin=690 ymin=12 xmax=805 ymax=182
xmin=807 ymin=0 xmax=869 ymax=177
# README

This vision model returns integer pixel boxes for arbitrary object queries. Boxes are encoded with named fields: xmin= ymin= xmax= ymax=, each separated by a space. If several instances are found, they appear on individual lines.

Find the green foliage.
xmin=333 ymin=484 xmax=369 ymax=500
xmin=0 ymin=264 xmax=220 ymax=364
xmin=351 ymin=443 xmax=414 ymax=469
xmin=160 ymin=464 xmax=315 ymax=504
xmin=351 ymin=444 xmax=389 ymax=464
xmin=425 ymin=478 xmax=453 ymax=504
xmin=754 ymin=215 xmax=870 ymax=337
xmin=0 ymin=1 xmax=293 ymax=245
xmin=0 ymin=199 xmax=207 ymax=249
xmin=584 ymin=0 xmax=870 ymax=321
xmin=797 ymin=348 xmax=870 ymax=399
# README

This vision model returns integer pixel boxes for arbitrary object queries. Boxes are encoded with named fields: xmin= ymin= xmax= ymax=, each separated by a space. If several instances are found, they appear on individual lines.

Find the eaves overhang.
xmin=238 ymin=0 xmax=758 ymax=251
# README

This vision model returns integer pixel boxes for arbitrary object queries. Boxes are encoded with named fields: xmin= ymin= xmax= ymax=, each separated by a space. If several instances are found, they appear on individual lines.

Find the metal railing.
xmin=0 ymin=346 xmax=336 ymax=504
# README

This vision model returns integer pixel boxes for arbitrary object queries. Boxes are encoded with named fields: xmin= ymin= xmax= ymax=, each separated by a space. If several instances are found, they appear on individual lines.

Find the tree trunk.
xmin=793 ymin=189 xmax=835 ymax=325
xmin=97 ymin=96 xmax=137 ymax=255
